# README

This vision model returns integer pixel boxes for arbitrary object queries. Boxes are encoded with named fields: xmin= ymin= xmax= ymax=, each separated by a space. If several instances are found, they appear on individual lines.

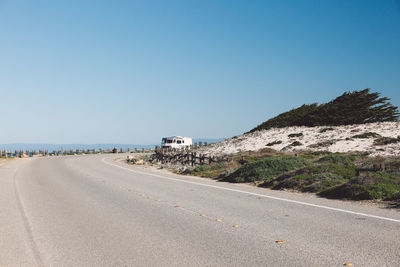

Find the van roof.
xmin=163 ymin=136 xmax=191 ymax=139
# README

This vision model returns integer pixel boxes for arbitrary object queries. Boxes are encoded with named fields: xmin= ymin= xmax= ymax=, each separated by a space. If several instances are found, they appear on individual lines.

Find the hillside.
xmin=197 ymin=89 xmax=399 ymax=157
xmin=198 ymin=122 xmax=400 ymax=157
xmin=182 ymin=122 xmax=400 ymax=202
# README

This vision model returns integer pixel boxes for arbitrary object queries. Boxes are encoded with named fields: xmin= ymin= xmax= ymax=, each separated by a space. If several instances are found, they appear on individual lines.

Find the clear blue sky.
xmin=1 ymin=0 xmax=399 ymax=144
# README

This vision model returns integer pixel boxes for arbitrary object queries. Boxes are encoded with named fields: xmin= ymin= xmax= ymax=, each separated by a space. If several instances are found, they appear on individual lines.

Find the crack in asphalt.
xmin=13 ymin=165 xmax=44 ymax=267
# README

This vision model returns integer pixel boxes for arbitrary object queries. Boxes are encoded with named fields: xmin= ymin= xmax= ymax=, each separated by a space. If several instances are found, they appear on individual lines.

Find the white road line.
xmin=102 ymin=158 xmax=400 ymax=223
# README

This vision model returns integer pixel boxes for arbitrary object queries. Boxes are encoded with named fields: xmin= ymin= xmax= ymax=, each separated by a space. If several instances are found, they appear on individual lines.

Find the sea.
xmin=0 ymin=138 xmax=225 ymax=152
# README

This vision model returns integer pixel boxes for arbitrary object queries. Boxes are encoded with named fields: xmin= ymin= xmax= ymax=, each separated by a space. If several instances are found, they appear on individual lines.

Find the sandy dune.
xmin=199 ymin=122 xmax=400 ymax=157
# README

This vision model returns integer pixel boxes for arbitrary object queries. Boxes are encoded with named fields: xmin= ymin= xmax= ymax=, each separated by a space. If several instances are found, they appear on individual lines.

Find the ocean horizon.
xmin=0 ymin=138 xmax=225 ymax=151
xmin=0 ymin=143 xmax=155 ymax=152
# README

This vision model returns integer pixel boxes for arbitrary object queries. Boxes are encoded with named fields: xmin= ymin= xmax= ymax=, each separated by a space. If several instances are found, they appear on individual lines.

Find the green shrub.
xmin=318 ymin=154 xmax=357 ymax=166
xmin=297 ymin=151 xmax=332 ymax=159
xmin=373 ymin=136 xmax=400 ymax=146
xmin=319 ymin=183 xmax=371 ymax=200
xmin=319 ymin=172 xmax=400 ymax=200
xmin=290 ymin=141 xmax=302 ymax=146
xmin=326 ymin=164 xmax=357 ymax=180
xmin=182 ymin=163 xmax=232 ymax=178
xmin=308 ymin=140 xmax=335 ymax=148
xmin=266 ymin=140 xmax=282 ymax=146
xmin=352 ymin=132 xmax=381 ymax=139
xmin=263 ymin=161 xmax=356 ymax=194
xmin=263 ymin=168 xmax=345 ymax=193
xmin=319 ymin=127 xmax=334 ymax=133
xmin=389 ymin=191 xmax=400 ymax=201
xmin=305 ymin=162 xmax=356 ymax=180
xmin=226 ymin=156 xmax=306 ymax=183
xmin=311 ymin=172 xmax=343 ymax=181
xmin=288 ymin=133 xmax=303 ymax=138
xmin=364 ymin=172 xmax=400 ymax=200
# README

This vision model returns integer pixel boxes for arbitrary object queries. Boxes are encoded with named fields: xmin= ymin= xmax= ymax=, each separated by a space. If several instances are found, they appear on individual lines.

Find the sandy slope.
xmin=198 ymin=122 xmax=400 ymax=157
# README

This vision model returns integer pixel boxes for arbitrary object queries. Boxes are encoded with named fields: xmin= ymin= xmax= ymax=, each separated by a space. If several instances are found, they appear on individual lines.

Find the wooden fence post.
xmin=380 ymin=163 xmax=385 ymax=171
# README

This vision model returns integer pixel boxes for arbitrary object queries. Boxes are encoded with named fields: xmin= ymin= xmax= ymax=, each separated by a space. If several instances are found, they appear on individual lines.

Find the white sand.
xmin=198 ymin=122 xmax=400 ymax=157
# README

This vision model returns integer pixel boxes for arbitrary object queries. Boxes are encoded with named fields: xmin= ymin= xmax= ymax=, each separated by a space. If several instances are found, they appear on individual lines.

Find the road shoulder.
xmin=105 ymin=156 xmax=400 ymax=223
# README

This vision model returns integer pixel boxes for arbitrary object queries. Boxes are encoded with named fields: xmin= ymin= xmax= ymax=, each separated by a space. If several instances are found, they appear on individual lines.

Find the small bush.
xmin=262 ymin=156 xmax=357 ymax=194
xmin=298 ymin=172 xmax=344 ymax=192
xmin=326 ymin=164 xmax=357 ymax=180
xmin=319 ymin=127 xmax=334 ymax=133
xmin=319 ymin=183 xmax=370 ymax=200
xmin=226 ymin=156 xmax=306 ymax=183
xmin=308 ymin=140 xmax=335 ymax=148
xmin=263 ymin=168 xmax=345 ymax=193
xmin=290 ymin=141 xmax=302 ymax=146
xmin=266 ymin=140 xmax=282 ymax=146
xmin=319 ymin=172 xmax=400 ymax=200
xmin=255 ymin=147 xmax=279 ymax=155
xmin=352 ymin=132 xmax=381 ymax=139
xmin=318 ymin=154 xmax=357 ymax=166
xmin=306 ymin=162 xmax=356 ymax=180
xmin=373 ymin=136 xmax=400 ymax=146
xmin=288 ymin=133 xmax=303 ymax=138
xmin=311 ymin=172 xmax=343 ymax=181
xmin=181 ymin=162 xmax=236 ymax=178
xmin=298 ymin=151 xmax=332 ymax=159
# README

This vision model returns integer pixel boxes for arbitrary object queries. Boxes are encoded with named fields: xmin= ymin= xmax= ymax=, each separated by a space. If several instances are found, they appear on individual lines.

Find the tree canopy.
xmin=249 ymin=89 xmax=399 ymax=132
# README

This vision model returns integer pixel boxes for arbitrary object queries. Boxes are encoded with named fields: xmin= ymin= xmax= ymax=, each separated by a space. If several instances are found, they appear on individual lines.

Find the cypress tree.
xmin=250 ymin=89 xmax=399 ymax=132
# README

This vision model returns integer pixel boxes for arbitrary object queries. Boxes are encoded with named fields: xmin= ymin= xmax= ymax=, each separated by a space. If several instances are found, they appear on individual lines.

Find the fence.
xmin=0 ymin=147 xmax=151 ymax=158
xmin=355 ymin=163 xmax=398 ymax=175
xmin=151 ymin=145 xmax=227 ymax=166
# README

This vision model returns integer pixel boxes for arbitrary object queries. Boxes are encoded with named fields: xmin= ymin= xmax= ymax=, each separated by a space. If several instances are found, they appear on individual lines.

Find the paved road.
xmin=1 ymin=154 xmax=400 ymax=266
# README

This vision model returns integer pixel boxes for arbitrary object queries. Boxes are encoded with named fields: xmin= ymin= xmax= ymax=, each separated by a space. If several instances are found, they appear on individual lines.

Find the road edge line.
xmin=101 ymin=157 xmax=400 ymax=224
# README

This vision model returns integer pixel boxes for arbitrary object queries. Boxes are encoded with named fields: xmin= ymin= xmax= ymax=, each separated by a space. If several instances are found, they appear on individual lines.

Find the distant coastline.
xmin=0 ymin=138 xmax=225 ymax=152
xmin=0 ymin=144 xmax=155 ymax=152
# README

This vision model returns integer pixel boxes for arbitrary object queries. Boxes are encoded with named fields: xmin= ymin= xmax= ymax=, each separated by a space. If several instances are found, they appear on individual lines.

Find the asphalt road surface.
xmin=1 ymin=154 xmax=400 ymax=266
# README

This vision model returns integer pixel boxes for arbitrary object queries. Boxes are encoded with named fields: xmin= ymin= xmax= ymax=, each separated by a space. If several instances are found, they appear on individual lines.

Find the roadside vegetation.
xmin=179 ymin=150 xmax=400 ymax=203
xmin=175 ymin=89 xmax=400 ymax=204
xmin=225 ymin=156 xmax=305 ymax=183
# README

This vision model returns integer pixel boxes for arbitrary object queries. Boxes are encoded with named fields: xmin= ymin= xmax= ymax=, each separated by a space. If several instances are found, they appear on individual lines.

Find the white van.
xmin=161 ymin=136 xmax=192 ymax=149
